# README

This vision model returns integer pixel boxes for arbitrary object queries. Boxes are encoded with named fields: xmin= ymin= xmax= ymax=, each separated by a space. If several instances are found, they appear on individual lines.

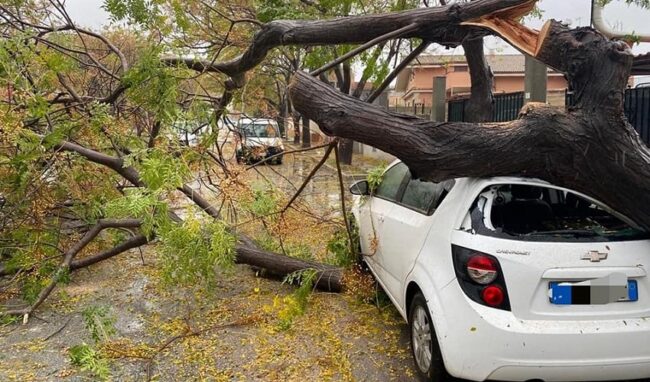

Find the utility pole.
xmin=431 ymin=76 xmax=446 ymax=122
xmin=524 ymin=55 xmax=547 ymax=103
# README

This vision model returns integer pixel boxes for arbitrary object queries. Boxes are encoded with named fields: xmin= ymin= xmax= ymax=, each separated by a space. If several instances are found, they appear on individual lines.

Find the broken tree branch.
xmin=310 ymin=23 xmax=418 ymax=77
xmin=282 ymin=142 xmax=336 ymax=212
xmin=164 ymin=0 xmax=534 ymax=79
xmin=289 ymin=24 xmax=650 ymax=229
xmin=3 ymin=219 xmax=142 ymax=320
xmin=334 ymin=144 xmax=355 ymax=258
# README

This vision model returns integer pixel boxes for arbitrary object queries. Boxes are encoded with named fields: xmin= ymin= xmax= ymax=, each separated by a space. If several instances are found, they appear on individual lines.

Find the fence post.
xmin=431 ymin=76 xmax=446 ymax=122
xmin=525 ymin=55 xmax=547 ymax=103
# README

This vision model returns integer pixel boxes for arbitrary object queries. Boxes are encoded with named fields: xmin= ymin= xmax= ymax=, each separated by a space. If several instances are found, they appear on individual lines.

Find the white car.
xmin=350 ymin=160 xmax=650 ymax=382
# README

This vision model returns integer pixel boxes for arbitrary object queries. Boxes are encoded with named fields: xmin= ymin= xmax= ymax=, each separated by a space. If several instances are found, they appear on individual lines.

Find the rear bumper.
xmin=489 ymin=362 xmax=650 ymax=381
xmin=435 ymin=282 xmax=650 ymax=381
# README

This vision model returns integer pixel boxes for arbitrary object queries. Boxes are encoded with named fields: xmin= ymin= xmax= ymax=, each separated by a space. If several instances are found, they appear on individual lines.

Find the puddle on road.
xmin=248 ymin=150 xmax=360 ymax=217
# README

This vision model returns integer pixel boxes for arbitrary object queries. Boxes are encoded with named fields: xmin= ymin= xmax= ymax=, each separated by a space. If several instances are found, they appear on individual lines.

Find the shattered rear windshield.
xmin=471 ymin=184 xmax=649 ymax=242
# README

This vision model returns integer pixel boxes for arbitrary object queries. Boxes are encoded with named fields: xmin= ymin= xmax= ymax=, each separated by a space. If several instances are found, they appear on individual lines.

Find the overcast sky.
xmin=63 ymin=0 xmax=650 ymax=50
xmin=63 ymin=0 xmax=650 ymax=81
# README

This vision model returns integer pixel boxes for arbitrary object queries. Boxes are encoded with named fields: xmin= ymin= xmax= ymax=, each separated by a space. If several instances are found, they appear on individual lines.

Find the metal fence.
xmin=625 ymin=87 xmax=650 ymax=143
xmin=566 ymin=87 xmax=650 ymax=144
xmin=388 ymin=104 xmax=431 ymax=117
xmin=447 ymin=92 xmax=525 ymax=122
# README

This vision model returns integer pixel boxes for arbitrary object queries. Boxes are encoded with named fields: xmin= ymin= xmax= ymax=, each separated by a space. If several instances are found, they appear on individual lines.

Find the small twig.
xmin=145 ymin=317 xmax=256 ymax=381
xmin=282 ymin=142 xmax=336 ymax=212
xmin=44 ymin=316 xmax=72 ymax=341
xmin=366 ymin=40 xmax=430 ymax=103
xmin=334 ymin=144 xmax=355 ymax=258
xmin=310 ymin=23 xmax=418 ymax=77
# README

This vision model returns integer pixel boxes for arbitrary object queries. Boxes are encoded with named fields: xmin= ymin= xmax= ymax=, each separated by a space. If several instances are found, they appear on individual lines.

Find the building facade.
xmin=394 ymin=54 xmax=569 ymax=108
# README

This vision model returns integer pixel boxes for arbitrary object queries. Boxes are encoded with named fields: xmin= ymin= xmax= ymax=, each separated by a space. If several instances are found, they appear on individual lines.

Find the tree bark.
xmin=301 ymin=115 xmax=311 ymax=148
xmin=293 ymin=113 xmax=301 ymax=144
xmin=162 ymin=0 xmax=534 ymax=78
xmin=461 ymin=36 xmax=493 ymax=122
xmin=337 ymin=62 xmax=354 ymax=164
xmin=235 ymin=245 xmax=342 ymax=292
xmin=289 ymin=20 xmax=650 ymax=230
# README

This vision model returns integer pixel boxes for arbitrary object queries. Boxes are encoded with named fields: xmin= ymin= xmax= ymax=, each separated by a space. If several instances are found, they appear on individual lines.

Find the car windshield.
xmin=240 ymin=122 xmax=278 ymax=138
xmin=475 ymin=184 xmax=649 ymax=242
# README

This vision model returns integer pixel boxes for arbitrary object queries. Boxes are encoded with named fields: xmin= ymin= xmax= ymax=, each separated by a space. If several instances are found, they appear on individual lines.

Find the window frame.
xmin=465 ymin=182 xmax=649 ymax=242
xmin=372 ymin=163 xmax=410 ymax=204
xmin=373 ymin=163 xmax=455 ymax=216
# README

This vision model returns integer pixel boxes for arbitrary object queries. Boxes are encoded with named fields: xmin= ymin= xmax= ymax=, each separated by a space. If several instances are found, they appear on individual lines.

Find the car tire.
xmin=409 ymin=292 xmax=449 ymax=382
xmin=276 ymin=155 xmax=283 ymax=165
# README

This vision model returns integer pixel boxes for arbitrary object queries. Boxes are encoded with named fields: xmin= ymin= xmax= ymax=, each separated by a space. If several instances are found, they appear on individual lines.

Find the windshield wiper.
xmin=524 ymin=229 xmax=602 ymax=237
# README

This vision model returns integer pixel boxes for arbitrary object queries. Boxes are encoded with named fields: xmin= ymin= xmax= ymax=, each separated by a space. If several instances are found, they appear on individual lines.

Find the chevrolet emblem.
xmin=581 ymin=250 xmax=608 ymax=262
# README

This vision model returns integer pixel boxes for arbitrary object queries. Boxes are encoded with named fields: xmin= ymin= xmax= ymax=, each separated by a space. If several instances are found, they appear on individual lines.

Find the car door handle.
xmin=378 ymin=216 xmax=385 ymax=223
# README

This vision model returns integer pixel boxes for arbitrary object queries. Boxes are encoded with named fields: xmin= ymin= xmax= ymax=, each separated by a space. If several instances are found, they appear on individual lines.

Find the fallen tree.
xmin=167 ymin=0 xmax=650 ymax=230
xmin=2 ymin=0 xmax=650 ymax=318
xmin=289 ymin=18 xmax=650 ymax=229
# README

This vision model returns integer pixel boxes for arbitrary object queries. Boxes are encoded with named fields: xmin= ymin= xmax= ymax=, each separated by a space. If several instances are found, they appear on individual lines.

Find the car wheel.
xmin=409 ymin=292 xmax=448 ymax=382
xmin=276 ymin=155 xmax=283 ymax=165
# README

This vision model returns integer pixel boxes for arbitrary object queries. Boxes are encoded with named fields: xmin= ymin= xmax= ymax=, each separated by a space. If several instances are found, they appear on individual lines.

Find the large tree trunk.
xmin=462 ymin=36 xmax=494 ymax=122
xmin=236 ymin=245 xmax=342 ymax=291
xmin=289 ymin=20 xmax=650 ymax=230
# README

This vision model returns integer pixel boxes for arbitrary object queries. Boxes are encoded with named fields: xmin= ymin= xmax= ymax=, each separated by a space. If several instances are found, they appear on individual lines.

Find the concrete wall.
xmin=494 ymin=75 xmax=567 ymax=93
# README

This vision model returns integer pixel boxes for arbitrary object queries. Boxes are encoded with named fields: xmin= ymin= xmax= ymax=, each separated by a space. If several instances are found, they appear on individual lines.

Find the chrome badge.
xmin=581 ymin=250 xmax=608 ymax=262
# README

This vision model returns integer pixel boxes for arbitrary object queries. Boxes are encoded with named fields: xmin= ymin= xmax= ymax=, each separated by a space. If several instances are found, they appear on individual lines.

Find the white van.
xmin=236 ymin=118 xmax=284 ymax=164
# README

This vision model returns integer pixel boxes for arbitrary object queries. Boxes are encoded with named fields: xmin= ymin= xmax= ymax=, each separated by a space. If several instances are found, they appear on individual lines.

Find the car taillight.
xmin=466 ymin=255 xmax=497 ymax=284
xmin=452 ymin=245 xmax=511 ymax=311
xmin=481 ymin=285 xmax=505 ymax=307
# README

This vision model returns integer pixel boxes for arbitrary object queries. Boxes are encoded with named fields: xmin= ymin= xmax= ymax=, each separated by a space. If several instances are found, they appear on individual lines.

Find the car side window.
xmin=375 ymin=163 xmax=408 ymax=201
xmin=401 ymin=175 xmax=442 ymax=213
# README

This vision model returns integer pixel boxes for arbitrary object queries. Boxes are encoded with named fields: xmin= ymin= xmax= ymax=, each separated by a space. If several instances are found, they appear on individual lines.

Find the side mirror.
xmin=350 ymin=180 xmax=369 ymax=196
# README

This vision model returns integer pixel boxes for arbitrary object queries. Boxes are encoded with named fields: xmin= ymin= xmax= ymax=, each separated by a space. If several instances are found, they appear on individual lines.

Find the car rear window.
xmin=471 ymin=184 xmax=649 ymax=242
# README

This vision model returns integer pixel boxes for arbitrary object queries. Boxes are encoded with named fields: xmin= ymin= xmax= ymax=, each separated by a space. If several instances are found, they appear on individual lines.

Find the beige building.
xmin=394 ymin=54 xmax=569 ymax=107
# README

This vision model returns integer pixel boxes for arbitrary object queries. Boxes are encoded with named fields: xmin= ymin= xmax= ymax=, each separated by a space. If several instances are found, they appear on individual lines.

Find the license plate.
xmin=549 ymin=280 xmax=638 ymax=305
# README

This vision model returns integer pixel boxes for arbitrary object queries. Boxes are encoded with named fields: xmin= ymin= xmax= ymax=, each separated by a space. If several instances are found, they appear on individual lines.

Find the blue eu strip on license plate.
xmin=549 ymin=280 xmax=638 ymax=305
